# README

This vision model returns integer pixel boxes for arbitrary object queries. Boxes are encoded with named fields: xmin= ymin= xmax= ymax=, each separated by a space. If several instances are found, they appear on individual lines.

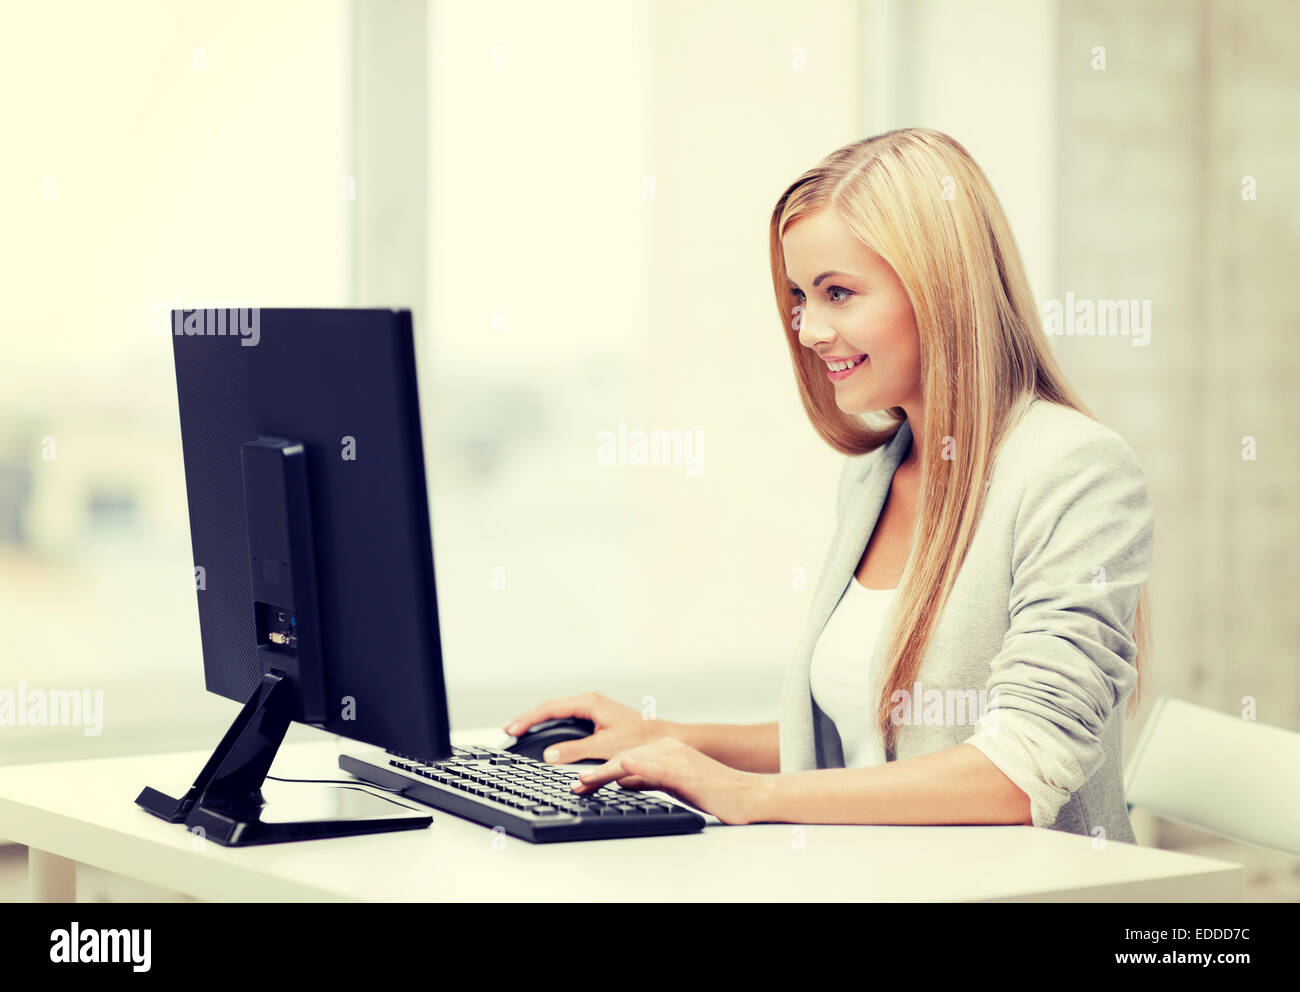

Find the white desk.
xmin=0 ymin=726 xmax=1243 ymax=902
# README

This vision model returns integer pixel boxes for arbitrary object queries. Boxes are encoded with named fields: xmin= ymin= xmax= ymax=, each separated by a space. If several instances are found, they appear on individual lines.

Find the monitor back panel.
xmin=171 ymin=307 xmax=451 ymax=761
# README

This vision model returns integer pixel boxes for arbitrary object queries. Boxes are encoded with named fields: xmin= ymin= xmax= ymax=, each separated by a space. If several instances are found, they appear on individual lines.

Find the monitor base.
xmin=135 ymin=671 xmax=431 ymax=846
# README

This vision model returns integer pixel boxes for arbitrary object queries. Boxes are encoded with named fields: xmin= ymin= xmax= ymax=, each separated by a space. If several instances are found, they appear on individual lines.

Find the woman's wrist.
xmin=649 ymin=722 xmax=781 ymax=823
xmin=743 ymin=771 xmax=781 ymax=824
xmin=656 ymin=720 xmax=780 ymax=774
xmin=656 ymin=719 xmax=696 ymax=748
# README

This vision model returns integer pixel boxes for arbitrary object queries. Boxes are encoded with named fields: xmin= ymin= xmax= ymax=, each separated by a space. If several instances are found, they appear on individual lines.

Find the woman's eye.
xmin=789 ymin=287 xmax=852 ymax=303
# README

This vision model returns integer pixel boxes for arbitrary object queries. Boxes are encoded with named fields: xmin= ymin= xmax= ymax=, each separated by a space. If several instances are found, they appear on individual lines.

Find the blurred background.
xmin=0 ymin=0 xmax=1296 ymax=899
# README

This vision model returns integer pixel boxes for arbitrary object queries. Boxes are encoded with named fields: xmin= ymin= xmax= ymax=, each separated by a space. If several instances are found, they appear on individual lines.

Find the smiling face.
xmin=782 ymin=207 xmax=922 ymax=417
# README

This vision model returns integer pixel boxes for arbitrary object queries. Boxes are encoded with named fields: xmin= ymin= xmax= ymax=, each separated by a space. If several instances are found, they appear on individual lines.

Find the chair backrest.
xmin=1125 ymin=694 xmax=1300 ymax=856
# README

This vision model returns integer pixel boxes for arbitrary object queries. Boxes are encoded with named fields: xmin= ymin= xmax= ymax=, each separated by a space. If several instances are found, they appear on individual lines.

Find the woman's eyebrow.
xmin=787 ymin=270 xmax=860 ymax=288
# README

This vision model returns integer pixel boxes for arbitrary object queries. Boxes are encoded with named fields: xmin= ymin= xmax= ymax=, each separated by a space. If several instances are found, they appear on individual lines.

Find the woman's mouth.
xmin=825 ymin=354 xmax=867 ymax=381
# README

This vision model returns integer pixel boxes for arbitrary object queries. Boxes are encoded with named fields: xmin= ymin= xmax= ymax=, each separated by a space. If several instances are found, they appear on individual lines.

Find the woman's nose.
xmin=797 ymin=312 xmax=835 ymax=350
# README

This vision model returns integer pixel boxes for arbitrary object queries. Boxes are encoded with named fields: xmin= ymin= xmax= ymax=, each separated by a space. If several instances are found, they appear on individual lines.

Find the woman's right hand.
xmin=503 ymin=691 xmax=676 ymax=764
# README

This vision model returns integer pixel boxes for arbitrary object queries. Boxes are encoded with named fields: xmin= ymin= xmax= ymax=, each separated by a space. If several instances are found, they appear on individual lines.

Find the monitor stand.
xmin=135 ymin=671 xmax=431 ymax=846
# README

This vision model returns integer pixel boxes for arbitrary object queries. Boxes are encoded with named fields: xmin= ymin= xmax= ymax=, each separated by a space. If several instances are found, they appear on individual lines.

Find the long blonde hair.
xmin=768 ymin=127 xmax=1150 ymax=754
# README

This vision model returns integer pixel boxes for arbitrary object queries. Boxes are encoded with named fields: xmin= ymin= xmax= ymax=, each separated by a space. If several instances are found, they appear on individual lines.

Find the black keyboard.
xmin=339 ymin=745 xmax=707 ymax=843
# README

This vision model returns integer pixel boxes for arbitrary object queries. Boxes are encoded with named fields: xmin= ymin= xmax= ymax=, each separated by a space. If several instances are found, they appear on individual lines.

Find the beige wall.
xmin=1052 ymin=0 xmax=1300 ymax=890
xmin=1054 ymin=0 xmax=1300 ymax=733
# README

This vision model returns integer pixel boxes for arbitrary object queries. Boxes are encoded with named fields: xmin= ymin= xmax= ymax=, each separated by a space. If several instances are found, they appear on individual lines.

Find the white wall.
xmin=422 ymin=0 xmax=866 ymax=725
xmin=0 ymin=0 xmax=353 ymax=761
xmin=865 ymin=0 xmax=1058 ymax=304
xmin=419 ymin=0 xmax=1061 ymax=726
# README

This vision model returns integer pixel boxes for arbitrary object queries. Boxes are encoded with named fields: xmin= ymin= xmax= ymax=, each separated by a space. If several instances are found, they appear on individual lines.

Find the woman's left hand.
xmin=569 ymin=737 xmax=770 ymax=825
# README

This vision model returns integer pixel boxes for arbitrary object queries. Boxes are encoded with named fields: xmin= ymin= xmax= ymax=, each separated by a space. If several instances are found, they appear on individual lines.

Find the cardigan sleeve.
xmin=962 ymin=425 xmax=1154 ymax=829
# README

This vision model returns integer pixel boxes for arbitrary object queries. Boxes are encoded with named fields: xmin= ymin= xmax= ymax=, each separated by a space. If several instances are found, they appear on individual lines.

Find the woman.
xmin=504 ymin=127 xmax=1154 ymax=842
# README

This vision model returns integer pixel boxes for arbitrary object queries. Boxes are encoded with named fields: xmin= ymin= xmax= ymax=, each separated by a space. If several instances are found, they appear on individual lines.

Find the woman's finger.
xmin=502 ymin=693 xmax=599 ymax=736
xmin=610 ymin=774 xmax=653 ymax=790
xmin=539 ymin=730 xmax=606 ymax=764
xmin=571 ymin=755 xmax=631 ymax=792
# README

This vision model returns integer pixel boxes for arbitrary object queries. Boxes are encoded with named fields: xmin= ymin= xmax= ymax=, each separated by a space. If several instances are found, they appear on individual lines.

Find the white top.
xmin=808 ymin=574 xmax=898 ymax=768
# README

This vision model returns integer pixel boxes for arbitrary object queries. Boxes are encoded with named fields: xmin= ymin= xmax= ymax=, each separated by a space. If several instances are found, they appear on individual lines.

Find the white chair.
xmin=1125 ymin=694 xmax=1300 ymax=856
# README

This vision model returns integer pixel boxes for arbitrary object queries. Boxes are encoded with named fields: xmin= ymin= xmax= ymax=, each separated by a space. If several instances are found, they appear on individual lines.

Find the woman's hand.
xmin=570 ymin=737 xmax=771 ymax=826
xmin=503 ymin=691 xmax=678 ymax=764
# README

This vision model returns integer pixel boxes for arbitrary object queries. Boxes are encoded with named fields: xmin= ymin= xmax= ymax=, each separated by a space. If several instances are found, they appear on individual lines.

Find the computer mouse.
xmin=504 ymin=717 xmax=602 ymax=764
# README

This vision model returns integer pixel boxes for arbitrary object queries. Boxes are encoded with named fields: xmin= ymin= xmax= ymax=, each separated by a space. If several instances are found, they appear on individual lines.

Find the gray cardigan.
xmin=777 ymin=397 xmax=1155 ymax=843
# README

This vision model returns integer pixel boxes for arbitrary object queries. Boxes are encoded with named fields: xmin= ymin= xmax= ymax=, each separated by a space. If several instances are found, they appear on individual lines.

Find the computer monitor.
xmin=136 ymin=307 xmax=452 ymax=845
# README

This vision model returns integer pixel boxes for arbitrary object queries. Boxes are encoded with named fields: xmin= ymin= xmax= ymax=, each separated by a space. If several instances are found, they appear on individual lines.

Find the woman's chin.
xmin=833 ymin=391 xmax=873 ymax=416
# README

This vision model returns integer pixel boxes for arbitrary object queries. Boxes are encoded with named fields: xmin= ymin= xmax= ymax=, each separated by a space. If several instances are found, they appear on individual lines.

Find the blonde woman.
xmin=504 ymin=128 xmax=1154 ymax=843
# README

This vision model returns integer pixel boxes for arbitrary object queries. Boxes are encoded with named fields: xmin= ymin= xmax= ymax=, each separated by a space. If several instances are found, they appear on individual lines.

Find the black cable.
xmin=265 ymin=774 xmax=407 ymax=795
